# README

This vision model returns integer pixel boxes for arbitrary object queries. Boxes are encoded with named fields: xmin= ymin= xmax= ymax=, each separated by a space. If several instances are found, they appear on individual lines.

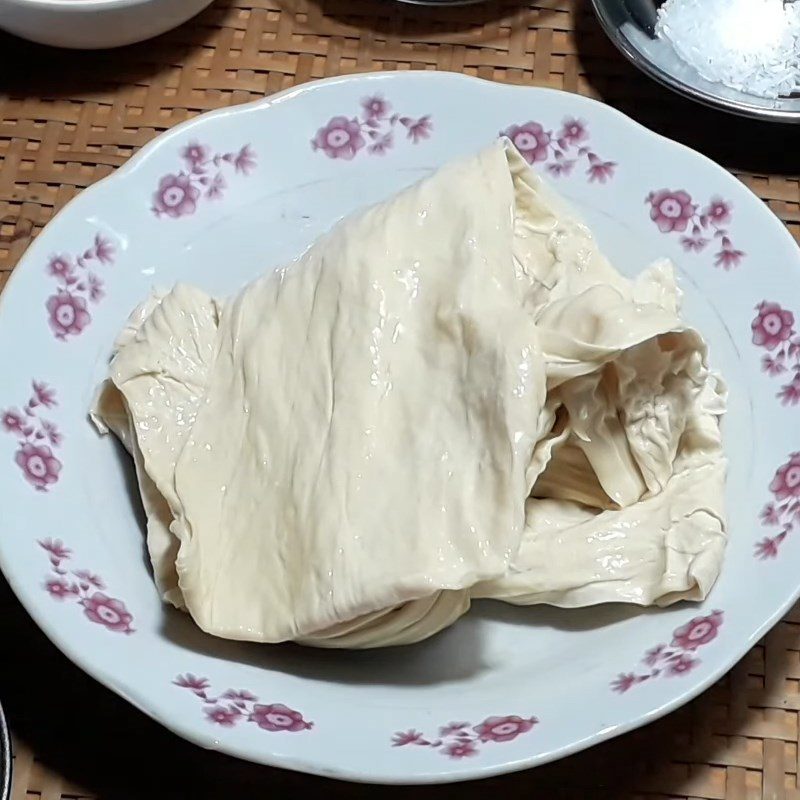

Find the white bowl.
xmin=0 ymin=0 xmax=214 ymax=49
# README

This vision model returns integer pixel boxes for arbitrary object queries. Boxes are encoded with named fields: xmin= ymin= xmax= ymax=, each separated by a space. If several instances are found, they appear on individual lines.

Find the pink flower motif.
xmin=547 ymin=160 xmax=575 ymax=177
xmin=444 ymin=741 xmax=478 ymax=759
xmin=46 ymin=291 xmax=91 ymax=339
xmin=233 ymin=144 xmax=256 ymax=175
xmin=222 ymin=689 xmax=258 ymax=704
xmin=752 ymin=302 xmax=794 ymax=350
xmin=368 ymin=133 xmax=393 ymax=156
xmin=93 ymin=234 xmax=115 ymax=265
xmin=610 ymin=673 xmax=639 ymax=693
xmin=173 ymin=674 xmax=210 ymax=694
xmin=181 ymin=141 xmax=209 ymax=168
xmin=40 ymin=419 xmax=62 ymax=447
xmin=502 ymin=122 xmax=551 ymax=164
xmin=671 ymin=610 xmax=723 ymax=651
xmin=362 ymin=95 xmax=390 ymax=120
xmin=587 ymin=160 xmax=616 ymax=183
xmin=39 ymin=538 xmax=71 ymax=559
xmin=667 ymin=653 xmax=698 ymax=676
xmin=32 ymin=381 xmax=57 ymax=409
xmin=547 ymin=150 xmax=575 ymax=177
xmin=762 ymin=354 xmax=786 ymax=376
xmin=760 ymin=503 xmax=781 ymax=525
xmin=681 ymin=235 xmax=708 ymax=253
xmin=73 ymin=569 xmax=104 ymax=589
xmin=87 ymin=273 xmax=104 ymax=303
xmin=439 ymin=722 xmax=469 ymax=736
xmin=15 ymin=442 xmax=61 ymax=491
xmin=403 ymin=116 xmax=432 ymax=144
xmin=249 ymin=703 xmax=312 ymax=732
xmin=473 ymin=715 xmax=537 ymax=743
xmin=312 ymin=117 xmax=365 ymax=160
xmin=45 ymin=579 xmax=77 ymax=600
xmin=558 ymin=117 xmax=587 ymax=144
xmin=80 ymin=593 xmax=134 ymax=633
xmin=613 ymin=612 xmax=725 ymax=689
xmin=779 ymin=378 xmax=800 ymax=406
xmin=392 ymin=729 xmax=424 ymax=746
xmin=643 ymin=644 xmax=667 ymax=666
xmin=205 ymin=706 xmax=241 ymax=727
xmin=547 ymin=162 xmax=565 ymax=176
xmin=703 ymin=197 xmax=731 ymax=227
xmin=152 ymin=173 xmax=200 ymax=218
xmin=770 ymin=453 xmax=800 ymax=500
xmin=2 ymin=409 xmax=25 ymax=433
xmin=714 ymin=247 xmax=744 ymax=270
xmin=47 ymin=255 xmax=73 ymax=279
xmin=153 ymin=144 xmax=252 ymax=219
xmin=755 ymin=535 xmax=782 ymax=560
xmin=42 ymin=237 xmax=115 ymax=338
xmin=206 ymin=173 xmax=226 ymax=200
xmin=647 ymin=189 xmax=696 ymax=233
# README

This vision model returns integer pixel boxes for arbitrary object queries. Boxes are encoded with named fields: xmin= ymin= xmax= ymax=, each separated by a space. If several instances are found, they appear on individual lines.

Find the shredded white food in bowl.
xmin=657 ymin=0 xmax=800 ymax=99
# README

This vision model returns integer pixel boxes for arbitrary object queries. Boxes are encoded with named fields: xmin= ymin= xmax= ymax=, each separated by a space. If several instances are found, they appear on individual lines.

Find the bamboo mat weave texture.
xmin=1 ymin=1 xmax=799 ymax=799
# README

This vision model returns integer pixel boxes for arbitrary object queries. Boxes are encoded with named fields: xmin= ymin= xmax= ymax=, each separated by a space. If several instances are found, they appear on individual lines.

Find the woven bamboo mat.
xmin=1 ymin=0 xmax=799 ymax=798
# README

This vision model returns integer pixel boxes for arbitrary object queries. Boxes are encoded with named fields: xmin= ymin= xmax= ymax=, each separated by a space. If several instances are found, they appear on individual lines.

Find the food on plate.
xmin=92 ymin=139 xmax=727 ymax=649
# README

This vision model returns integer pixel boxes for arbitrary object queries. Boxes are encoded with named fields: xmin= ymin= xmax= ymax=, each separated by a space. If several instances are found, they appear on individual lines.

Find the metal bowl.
xmin=0 ymin=703 xmax=10 ymax=800
xmin=590 ymin=0 xmax=800 ymax=123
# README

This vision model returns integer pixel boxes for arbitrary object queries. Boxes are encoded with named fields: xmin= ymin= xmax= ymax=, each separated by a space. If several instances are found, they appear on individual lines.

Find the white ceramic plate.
xmin=1 ymin=73 xmax=799 ymax=785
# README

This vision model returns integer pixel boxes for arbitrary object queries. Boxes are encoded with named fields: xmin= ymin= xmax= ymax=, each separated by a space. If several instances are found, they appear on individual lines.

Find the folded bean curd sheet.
xmin=93 ymin=139 xmax=727 ymax=649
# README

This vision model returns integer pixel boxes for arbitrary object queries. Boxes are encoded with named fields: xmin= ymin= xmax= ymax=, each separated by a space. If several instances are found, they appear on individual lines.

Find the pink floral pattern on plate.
xmin=45 ymin=234 xmax=115 ymax=340
xmin=39 ymin=539 xmax=134 ymax=633
xmin=152 ymin=142 xmax=256 ymax=219
xmin=755 ymin=453 xmax=800 ymax=558
xmin=3 ymin=381 xmax=62 ymax=491
xmin=392 ymin=714 xmax=537 ymax=759
xmin=645 ymin=191 xmax=744 ymax=269
xmin=749 ymin=300 xmax=800 ymax=558
xmin=611 ymin=610 xmax=723 ymax=692
xmin=501 ymin=117 xmax=616 ymax=182
xmin=752 ymin=301 xmax=800 ymax=405
xmin=174 ymin=675 xmax=313 ymax=732
xmin=312 ymin=95 xmax=432 ymax=159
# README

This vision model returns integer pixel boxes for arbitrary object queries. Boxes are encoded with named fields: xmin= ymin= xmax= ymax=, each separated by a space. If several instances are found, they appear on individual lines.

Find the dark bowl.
xmin=0 ymin=702 xmax=10 ymax=800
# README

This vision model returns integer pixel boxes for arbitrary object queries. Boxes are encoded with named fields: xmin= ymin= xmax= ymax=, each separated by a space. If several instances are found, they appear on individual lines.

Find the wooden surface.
xmin=1 ymin=0 xmax=799 ymax=797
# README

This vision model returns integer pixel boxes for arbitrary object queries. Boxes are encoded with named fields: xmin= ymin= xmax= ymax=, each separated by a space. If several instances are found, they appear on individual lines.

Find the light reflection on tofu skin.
xmin=90 ymin=139 xmax=726 ymax=649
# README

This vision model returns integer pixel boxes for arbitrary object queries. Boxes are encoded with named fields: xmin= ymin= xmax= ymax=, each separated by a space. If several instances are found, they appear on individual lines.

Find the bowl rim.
xmin=0 ymin=0 xmax=175 ymax=11
xmin=0 ymin=702 xmax=10 ymax=800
